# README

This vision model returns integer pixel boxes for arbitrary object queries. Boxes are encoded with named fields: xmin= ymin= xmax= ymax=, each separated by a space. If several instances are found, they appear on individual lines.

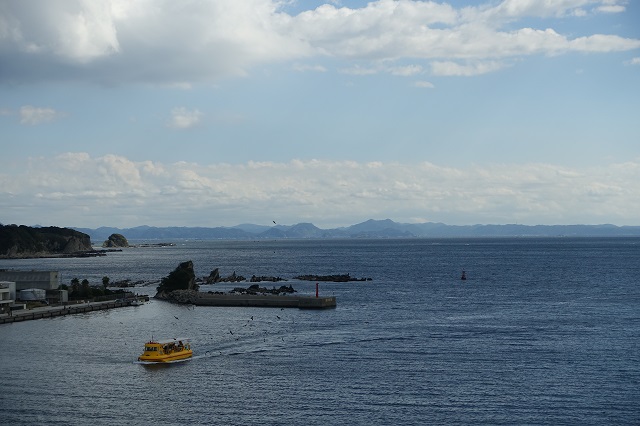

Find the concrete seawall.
xmin=0 ymin=299 xmax=145 ymax=325
xmin=195 ymin=293 xmax=336 ymax=309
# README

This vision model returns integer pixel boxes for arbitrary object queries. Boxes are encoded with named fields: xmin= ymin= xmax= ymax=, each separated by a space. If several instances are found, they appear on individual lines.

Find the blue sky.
xmin=1 ymin=0 xmax=639 ymax=228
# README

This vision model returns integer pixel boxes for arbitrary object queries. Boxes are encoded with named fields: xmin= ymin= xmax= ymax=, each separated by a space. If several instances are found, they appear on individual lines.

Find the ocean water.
xmin=1 ymin=238 xmax=639 ymax=425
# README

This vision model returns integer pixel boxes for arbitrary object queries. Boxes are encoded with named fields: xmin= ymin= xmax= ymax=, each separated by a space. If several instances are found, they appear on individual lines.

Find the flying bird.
xmin=174 ymin=315 xmax=179 ymax=320
xmin=273 ymin=221 xmax=276 ymax=224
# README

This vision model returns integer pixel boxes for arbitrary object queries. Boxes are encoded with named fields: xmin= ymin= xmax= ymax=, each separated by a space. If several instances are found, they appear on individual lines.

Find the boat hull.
xmin=138 ymin=350 xmax=193 ymax=363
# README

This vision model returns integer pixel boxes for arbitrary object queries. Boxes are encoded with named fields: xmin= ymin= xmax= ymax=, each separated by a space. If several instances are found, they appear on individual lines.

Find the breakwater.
xmin=195 ymin=293 xmax=336 ymax=309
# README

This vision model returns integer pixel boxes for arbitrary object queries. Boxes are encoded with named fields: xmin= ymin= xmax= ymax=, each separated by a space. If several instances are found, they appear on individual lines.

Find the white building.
xmin=0 ymin=271 xmax=60 ymax=291
xmin=0 ymin=281 xmax=16 ymax=314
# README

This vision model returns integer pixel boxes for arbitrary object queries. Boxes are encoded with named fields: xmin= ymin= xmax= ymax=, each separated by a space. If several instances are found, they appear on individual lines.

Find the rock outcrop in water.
xmin=157 ymin=289 xmax=199 ymax=304
xmin=228 ymin=284 xmax=296 ymax=295
xmin=0 ymin=224 xmax=93 ymax=258
xmin=200 ymin=268 xmax=246 ymax=284
xmin=293 ymin=273 xmax=372 ymax=282
xmin=102 ymin=233 xmax=129 ymax=248
xmin=155 ymin=260 xmax=199 ymax=301
xmin=250 ymin=275 xmax=285 ymax=283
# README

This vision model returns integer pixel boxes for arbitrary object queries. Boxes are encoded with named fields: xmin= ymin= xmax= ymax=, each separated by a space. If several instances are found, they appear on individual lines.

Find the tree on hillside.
xmin=70 ymin=278 xmax=80 ymax=295
xmin=81 ymin=279 xmax=90 ymax=296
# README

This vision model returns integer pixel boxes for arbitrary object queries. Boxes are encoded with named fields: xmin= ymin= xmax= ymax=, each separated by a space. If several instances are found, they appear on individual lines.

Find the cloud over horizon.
xmin=1 ymin=153 xmax=639 ymax=229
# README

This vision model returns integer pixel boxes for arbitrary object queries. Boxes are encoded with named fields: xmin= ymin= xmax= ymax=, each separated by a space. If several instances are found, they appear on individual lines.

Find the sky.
xmin=1 ymin=0 xmax=639 ymax=229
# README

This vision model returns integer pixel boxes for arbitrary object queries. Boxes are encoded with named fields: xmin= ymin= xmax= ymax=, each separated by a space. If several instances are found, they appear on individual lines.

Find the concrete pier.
xmin=0 ymin=297 xmax=147 ymax=325
xmin=195 ymin=293 xmax=336 ymax=309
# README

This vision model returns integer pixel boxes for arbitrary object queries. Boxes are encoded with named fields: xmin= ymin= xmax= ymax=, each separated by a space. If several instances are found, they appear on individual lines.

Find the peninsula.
xmin=0 ymin=224 xmax=96 ymax=259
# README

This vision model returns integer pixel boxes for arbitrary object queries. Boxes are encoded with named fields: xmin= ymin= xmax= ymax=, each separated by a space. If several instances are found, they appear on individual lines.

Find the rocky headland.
xmin=0 ymin=224 xmax=94 ymax=259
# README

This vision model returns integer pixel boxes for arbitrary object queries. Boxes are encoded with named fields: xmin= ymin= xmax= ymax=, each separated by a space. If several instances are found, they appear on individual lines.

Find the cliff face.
xmin=0 ymin=225 xmax=93 ymax=258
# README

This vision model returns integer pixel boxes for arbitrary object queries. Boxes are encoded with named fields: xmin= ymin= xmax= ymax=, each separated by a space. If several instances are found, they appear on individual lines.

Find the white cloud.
xmin=1 ymin=153 xmax=640 ymax=228
xmin=431 ymin=60 xmax=507 ymax=76
xmin=293 ymin=63 xmax=327 ymax=72
xmin=414 ymin=80 xmax=435 ymax=88
xmin=481 ymin=0 xmax=626 ymax=19
xmin=168 ymin=107 xmax=203 ymax=129
xmin=0 ymin=0 xmax=638 ymax=85
xmin=389 ymin=65 xmax=423 ymax=76
xmin=19 ymin=105 xmax=64 ymax=125
xmin=339 ymin=65 xmax=378 ymax=75
xmin=0 ymin=1 xmax=120 ymax=62
xmin=625 ymin=57 xmax=640 ymax=65
xmin=568 ymin=34 xmax=640 ymax=53
xmin=571 ymin=8 xmax=588 ymax=17
xmin=597 ymin=5 xmax=626 ymax=13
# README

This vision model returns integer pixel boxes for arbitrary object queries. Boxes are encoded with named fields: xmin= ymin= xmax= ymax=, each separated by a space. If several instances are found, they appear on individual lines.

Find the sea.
xmin=0 ymin=237 xmax=639 ymax=425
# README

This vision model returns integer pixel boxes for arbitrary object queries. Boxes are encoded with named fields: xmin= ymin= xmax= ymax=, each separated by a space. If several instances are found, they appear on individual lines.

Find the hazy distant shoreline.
xmin=74 ymin=219 xmax=640 ymax=242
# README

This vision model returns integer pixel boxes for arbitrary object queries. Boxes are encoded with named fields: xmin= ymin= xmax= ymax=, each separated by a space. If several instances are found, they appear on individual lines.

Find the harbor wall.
xmin=195 ymin=293 xmax=336 ymax=309
xmin=0 ymin=297 xmax=148 ymax=325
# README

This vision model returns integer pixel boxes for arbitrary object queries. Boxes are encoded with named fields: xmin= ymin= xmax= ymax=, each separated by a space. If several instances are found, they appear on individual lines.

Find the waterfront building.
xmin=0 ymin=281 xmax=16 ymax=314
xmin=0 ymin=271 xmax=60 ymax=291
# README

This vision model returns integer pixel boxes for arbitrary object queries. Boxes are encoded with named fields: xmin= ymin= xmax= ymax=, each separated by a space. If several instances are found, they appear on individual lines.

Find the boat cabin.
xmin=138 ymin=338 xmax=192 ymax=362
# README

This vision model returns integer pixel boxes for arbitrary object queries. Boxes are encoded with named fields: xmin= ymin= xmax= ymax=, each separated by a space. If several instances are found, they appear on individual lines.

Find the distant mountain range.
xmin=73 ymin=219 xmax=640 ymax=243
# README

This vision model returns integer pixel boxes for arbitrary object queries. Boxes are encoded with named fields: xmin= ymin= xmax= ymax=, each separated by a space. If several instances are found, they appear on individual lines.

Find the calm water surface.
xmin=1 ymin=238 xmax=639 ymax=425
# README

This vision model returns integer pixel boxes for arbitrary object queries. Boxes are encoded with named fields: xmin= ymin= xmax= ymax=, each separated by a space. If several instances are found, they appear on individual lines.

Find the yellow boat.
xmin=138 ymin=338 xmax=193 ymax=363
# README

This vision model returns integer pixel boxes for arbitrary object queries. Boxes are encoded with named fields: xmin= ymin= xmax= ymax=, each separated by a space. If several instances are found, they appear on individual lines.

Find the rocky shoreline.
xmin=0 ymin=249 xmax=123 ymax=259
xmin=197 ymin=268 xmax=371 ymax=284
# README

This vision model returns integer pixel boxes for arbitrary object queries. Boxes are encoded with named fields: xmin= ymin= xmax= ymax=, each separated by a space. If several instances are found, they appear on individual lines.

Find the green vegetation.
xmin=67 ymin=276 xmax=126 ymax=300
xmin=0 ymin=224 xmax=92 ymax=257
